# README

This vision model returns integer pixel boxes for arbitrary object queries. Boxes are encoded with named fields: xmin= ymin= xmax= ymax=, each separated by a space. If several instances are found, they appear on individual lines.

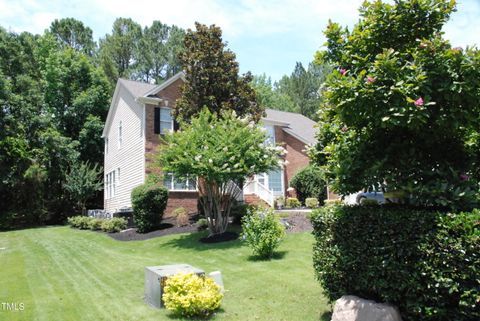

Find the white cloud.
xmin=1 ymin=0 xmax=479 ymax=80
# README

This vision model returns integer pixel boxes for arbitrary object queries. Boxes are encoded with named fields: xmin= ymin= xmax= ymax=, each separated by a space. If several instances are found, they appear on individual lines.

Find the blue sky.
xmin=1 ymin=0 xmax=479 ymax=81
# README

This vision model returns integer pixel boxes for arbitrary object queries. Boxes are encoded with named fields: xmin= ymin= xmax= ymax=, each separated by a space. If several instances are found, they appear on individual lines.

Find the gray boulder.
xmin=331 ymin=295 xmax=402 ymax=321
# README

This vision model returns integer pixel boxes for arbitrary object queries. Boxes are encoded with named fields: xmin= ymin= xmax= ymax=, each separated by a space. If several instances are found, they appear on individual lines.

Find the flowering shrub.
xmin=162 ymin=273 xmax=223 ymax=318
xmin=310 ymin=0 xmax=480 ymax=209
xmin=241 ymin=207 xmax=285 ymax=258
xmin=159 ymin=108 xmax=285 ymax=236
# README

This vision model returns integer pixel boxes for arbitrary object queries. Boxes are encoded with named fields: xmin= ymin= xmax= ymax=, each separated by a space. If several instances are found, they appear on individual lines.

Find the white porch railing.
xmin=227 ymin=180 xmax=244 ymax=202
xmin=243 ymin=178 xmax=274 ymax=207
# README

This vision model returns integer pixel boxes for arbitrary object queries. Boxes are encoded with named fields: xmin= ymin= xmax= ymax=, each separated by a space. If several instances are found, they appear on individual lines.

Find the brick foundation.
xmin=165 ymin=191 xmax=198 ymax=218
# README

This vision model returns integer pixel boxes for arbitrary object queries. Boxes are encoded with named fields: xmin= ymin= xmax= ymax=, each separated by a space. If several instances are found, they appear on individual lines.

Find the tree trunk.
xmin=199 ymin=179 xmax=231 ymax=236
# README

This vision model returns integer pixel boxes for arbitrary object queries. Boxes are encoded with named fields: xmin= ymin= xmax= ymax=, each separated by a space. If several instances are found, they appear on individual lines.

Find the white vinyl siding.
xmin=118 ymin=121 xmax=123 ymax=149
xmin=104 ymin=85 xmax=145 ymax=213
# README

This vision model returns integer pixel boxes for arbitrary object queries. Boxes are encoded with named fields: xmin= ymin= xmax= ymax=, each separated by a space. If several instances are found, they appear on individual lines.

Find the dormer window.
xmin=154 ymin=107 xmax=173 ymax=135
xmin=118 ymin=121 xmax=123 ymax=149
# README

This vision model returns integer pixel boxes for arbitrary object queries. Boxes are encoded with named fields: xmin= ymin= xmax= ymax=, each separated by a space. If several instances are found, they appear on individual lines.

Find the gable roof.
xmin=102 ymin=79 xmax=157 ymax=138
xmin=264 ymin=109 xmax=317 ymax=145
xmin=118 ymin=78 xmax=157 ymax=98
xmin=103 ymin=75 xmax=318 ymax=145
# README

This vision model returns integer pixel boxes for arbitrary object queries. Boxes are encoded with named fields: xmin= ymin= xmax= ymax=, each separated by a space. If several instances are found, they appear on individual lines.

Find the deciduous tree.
xmin=159 ymin=109 xmax=284 ymax=236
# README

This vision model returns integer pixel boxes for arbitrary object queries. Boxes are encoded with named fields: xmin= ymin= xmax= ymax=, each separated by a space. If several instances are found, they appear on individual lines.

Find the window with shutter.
xmin=154 ymin=108 xmax=160 ymax=134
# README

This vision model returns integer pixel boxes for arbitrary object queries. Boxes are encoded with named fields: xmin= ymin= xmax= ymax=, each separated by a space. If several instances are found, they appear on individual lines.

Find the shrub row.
xmin=311 ymin=205 xmax=479 ymax=321
xmin=67 ymin=216 xmax=127 ymax=233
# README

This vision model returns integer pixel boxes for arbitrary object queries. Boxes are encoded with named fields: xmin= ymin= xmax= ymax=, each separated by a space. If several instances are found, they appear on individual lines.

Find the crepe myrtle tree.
xmin=159 ymin=108 xmax=286 ymax=236
xmin=309 ymin=0 xmax=480 ymax=209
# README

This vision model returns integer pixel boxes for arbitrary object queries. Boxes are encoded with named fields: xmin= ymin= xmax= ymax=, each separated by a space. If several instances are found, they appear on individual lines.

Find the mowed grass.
xmin=0 ymin=226 xmax=330 ymax=321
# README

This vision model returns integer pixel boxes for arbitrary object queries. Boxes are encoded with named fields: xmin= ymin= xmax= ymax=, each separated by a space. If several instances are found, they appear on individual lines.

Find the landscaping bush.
xmin=68 ymin=216 xmax=94 ymax=229
xmin=323 ymin=199 xmax=342 ymax=206
xmin=274 ymin=196 xmax=285 ymax=209
xmin=305 ymin=197 xmax=319 ymax=208
xmin=162 ymin=272 xmax=223 ymax=318
xmin=311 ymin=205 xmax=480 ymax=321
xmin=67 ymin=216 xmax=81 ymax=228
xmin=360 ymin=198 xmax=378 ymax=206
xmin=285 ymin=197 xmax=301 ymax=208
xmin=131 ymin=183 xmax=168 ymax=233
xmin=230 ymin=201 xmax=250 ymax=225
xmin=173 ymin=207 xmax=189 ymax=227
xmin=196 ymin=218 xmax=208 ymax=231
xmin=100 ymin=217 xmax=127 ymax=233
xmin=87 ymin=218 xmax=103 ymax=230
xmin=241 ymin=207 xmax=286 ymax=258
xmin=289 ymin=165 xmax=326 ymax=205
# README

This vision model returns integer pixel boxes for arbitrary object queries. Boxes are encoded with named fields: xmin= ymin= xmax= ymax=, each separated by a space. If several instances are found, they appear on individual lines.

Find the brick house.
xmin=101 ymin=72 xmax=317 ymax=217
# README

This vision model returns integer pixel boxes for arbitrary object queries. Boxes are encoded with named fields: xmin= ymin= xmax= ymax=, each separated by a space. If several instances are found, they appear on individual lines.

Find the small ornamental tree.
xmin=64 ymin=161 xmax=103 ymax=215
xmin=159 ymin=108 xmax=285 ymax=236
xmin=310 ymin=0 xmax=480 ymax=209
xmin=174 ymin=22 xmax=263 ymax=123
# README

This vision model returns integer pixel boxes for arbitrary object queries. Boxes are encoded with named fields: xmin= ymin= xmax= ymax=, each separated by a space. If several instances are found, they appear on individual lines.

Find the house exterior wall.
xmin=104 ymin=86 xmax=145 ymax=213
xmin=274 ymin=126 xmax=310 ymax=191
xmin=144 ymin=78 xmax=198 ymax=216
xmin=164 ymin=192 xmax=199 ymax=218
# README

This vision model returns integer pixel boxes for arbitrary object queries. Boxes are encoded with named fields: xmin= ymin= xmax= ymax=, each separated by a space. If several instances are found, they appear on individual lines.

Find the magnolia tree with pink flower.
xmin=158 ymin=108 xmax=285 ymax=236
xmin=310 ymin=0 xmax=480 ymax=209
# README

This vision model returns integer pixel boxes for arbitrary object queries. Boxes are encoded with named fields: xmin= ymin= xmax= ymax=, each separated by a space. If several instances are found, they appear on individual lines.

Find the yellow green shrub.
xmin=162 ymin=273 xmax=223 ymax=317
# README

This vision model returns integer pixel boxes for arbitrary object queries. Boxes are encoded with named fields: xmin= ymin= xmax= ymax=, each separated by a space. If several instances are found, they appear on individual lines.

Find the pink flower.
xmin=453 ymin=46 xmax=463 ymax=52
xmin=339 ymin=68 xmax=347 ymax=76
xmin=366 ymin=76 xmax=376 ymax=83
xmin=460 ymin=174 xmax=470 ymax=181
xmin=414 ymin=97 xmax=424 ymax=107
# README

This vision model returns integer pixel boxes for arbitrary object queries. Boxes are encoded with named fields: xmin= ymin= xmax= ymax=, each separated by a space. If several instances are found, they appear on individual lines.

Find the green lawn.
xmin=0 ymin=226 xmax=330 ymax=321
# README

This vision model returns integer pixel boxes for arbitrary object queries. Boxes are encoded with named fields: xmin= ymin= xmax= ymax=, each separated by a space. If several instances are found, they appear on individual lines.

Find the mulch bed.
xmin=282 ymin=212 xmax=313 ymax=233
xmin=108 ymin=218 xmax=199 ymax=241
xmin=199 ymin=231 xmax=239 ymax=243
xmin=108 ymin=212 xmax=312 ymax=242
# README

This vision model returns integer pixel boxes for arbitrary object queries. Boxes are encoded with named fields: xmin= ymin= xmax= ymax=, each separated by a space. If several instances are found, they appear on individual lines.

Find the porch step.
xmin=244 ymin=194 xmax=271 ymax=208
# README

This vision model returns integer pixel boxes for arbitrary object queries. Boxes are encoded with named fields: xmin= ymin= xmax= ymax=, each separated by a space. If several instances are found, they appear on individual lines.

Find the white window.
xmin=105 ymin=170 xmax=117 ymax=199
xmin=163 ymin=173 xmax=197 ymax=191
xmin=154 ymin=107 xmax=174 ymax=135
xmin=160 ymin=108 xmax=173 ymax=134
xmin=118 ymin=121 xmax=123 ymax=149
xmin=264 ymin=125 xmax=275 ymax=145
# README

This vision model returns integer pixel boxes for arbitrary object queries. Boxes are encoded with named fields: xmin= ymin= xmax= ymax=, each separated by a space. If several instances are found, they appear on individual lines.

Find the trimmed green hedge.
xmin=311 ymin=205 xmax=479 ymax=321
xmin=131 ymin=183 xmax=168 ymax=233
xmin=289 ymin=165 xmax=326 ymax=205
